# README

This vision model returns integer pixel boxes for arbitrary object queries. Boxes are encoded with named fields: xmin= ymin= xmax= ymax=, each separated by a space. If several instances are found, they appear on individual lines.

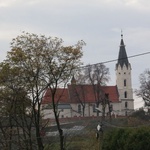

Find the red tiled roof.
xmin=42 ymin=85 xmax=119 ymax=104
xmin=42 ymin=88 xmax=69 ymax=104
xmin=68 ymin=85 xmax=119 ymax=103
xmin=100 ymin=86 xmax=119 ymax=102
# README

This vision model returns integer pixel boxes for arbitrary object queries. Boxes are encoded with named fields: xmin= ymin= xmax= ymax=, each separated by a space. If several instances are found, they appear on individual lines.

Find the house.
xmin=41 ymin=34 xmax=134 ymax=119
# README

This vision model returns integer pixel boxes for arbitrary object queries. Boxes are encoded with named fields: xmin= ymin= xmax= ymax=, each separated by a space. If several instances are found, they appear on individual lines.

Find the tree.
xmin=102 ymin=127 xmax=150 ymax=150
xmin=131 ymin=109 xmax=150 ymax=121
xmin=68 ymin=81 xmax=87 ymax=117
xmin=0 ymin=62 xmax=34 ymax=150
xmin=0 ymin=63 xmax=31 ymax=115
xmin=43 ymin=40 xmax=84 ymax=150
xmin=3 ymin=32 xmax=85 ymax=150
xmin=80 ymin=63 xmax=110 ymax=117
xmin=136 ymin=69 xmax=150 ymax=107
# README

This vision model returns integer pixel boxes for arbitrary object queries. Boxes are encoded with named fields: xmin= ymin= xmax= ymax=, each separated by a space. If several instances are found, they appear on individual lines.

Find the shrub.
xmin=102 ymin=127 xmax=150 ymax=150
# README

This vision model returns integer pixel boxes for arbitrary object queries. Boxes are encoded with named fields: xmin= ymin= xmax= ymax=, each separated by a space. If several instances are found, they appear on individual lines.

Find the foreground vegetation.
xmin=102 ymin=126 xmax=150 ymax=150
xmin=0 ymin=32 xmax=84 ymax=150
xmin=42 ymin=116 xmax=150 ymax=150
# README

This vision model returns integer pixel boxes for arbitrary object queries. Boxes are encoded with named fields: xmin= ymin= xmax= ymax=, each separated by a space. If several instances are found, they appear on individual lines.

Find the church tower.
xmin=116 ymin=33 xmax=134 ymax=115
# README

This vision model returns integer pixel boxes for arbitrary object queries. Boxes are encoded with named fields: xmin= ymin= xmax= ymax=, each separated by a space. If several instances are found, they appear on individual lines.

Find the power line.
xmin=80 ymin=51 xmax=150 ymax=69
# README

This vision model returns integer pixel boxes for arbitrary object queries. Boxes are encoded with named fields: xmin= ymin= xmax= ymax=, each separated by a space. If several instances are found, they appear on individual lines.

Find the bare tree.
xmin=82 ymin=63 xmax=110 ymax=117
xmin=68 ymin=82 xmax=86 ymax=117
xmin=43 ymin=41 xmax=84 ymax=150
xmin=136 ymin=69 xmax=150 ymax=107
xmin=68 ymin=72 xmax=89 ymax=117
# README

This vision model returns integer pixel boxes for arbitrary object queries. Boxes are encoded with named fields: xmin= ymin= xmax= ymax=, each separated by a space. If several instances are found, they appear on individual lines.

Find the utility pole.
xmin=96 ymin=122 xmax=103 ymax=150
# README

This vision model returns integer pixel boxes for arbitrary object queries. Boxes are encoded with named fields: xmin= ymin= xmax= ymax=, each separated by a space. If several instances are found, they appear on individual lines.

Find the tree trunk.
xmin=52 ymin=95 xmax=65 ymax=150
xmin=82 ymin=106 xmax=85 ymax=117
xmin=54 ymin=112 xmax=65 ymax=150
xmin=35 ymin=122 xmax=44 ymax=150
xmin=34 ymin=107 xmax=44 ymax=150
xmin=96 ymin=103 xmax=99 ymax=116
xmin=102 ymin=105 xmax=106 ymax=121
xmin=107 ymin=102 xmax=112 ymax=122
xmin=59 ymin=129 xmax=64 ymax=150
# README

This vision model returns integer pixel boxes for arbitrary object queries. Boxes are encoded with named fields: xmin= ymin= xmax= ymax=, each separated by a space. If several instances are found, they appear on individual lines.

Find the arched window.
xmin=125 ymin=102 xmax=128 ymax=108
xmin=124 ymin=91 xmax=127 ymax=98
xmin=124 ymin=79 xmax=126 ymax=86
xmin=78 ymin=104 xmax=81 ymax=113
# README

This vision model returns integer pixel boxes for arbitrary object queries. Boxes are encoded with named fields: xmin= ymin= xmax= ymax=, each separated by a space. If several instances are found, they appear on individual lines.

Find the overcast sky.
xmin=1 ymin=0 xmax=150 ymax=108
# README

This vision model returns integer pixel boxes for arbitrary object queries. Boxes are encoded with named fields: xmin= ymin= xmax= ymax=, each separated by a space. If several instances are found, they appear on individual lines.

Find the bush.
xmin=131 ymin=109 xmax=150 ymax=121
xmin=102 ymin=127 xmax=150 ymax=150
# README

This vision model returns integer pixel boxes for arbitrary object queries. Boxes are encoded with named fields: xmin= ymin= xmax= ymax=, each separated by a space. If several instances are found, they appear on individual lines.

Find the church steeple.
xmin=116 ymin=33 xmax=129 ymax=69
xmin=115 ymin=33 xmax=134 ymax=115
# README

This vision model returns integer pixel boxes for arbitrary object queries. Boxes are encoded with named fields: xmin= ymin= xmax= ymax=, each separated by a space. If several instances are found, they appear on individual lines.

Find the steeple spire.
xmin=115 ymin=33 xmax=134 ymax=115
xmin=121 ymin=30 xmax=123 ymax=39
xmin=116 ymin=33 xmax=129 ymax=68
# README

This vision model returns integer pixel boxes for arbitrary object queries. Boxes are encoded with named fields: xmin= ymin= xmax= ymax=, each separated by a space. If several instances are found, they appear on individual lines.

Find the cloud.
xmin=0 ymin=0 xmax=16 ymax=7
xmin=0 ymin=0 xmax=150 ymax=94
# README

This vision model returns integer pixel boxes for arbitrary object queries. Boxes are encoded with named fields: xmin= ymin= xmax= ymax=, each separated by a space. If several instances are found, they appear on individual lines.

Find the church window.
xmin=124 ymin=79 xmax=126 ymax=86
xmin=124 ymin=91 xmax=127 ymax=98
xmin=125 ymin=102 xmax=128 ymax=108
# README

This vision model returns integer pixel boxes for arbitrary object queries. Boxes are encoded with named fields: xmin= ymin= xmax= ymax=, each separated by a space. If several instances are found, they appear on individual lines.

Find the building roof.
xmin=42 ymin=88 xmax=69 ymax=104
xmin=116 ymin=34 xmax=129 ymax=68
xmin=68 ymin=84 xmax=119 ymax=103
xmin=42 ymin=85 xmax=119 ymax=104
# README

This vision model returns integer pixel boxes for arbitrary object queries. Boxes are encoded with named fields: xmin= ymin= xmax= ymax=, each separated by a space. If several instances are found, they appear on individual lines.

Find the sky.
xmin=1 ymin=0 xmax=150 ymax=109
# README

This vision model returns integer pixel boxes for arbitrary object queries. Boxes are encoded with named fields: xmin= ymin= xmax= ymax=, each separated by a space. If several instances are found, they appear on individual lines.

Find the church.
xmin=41 ymin=35 xmax=134 ymax=119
